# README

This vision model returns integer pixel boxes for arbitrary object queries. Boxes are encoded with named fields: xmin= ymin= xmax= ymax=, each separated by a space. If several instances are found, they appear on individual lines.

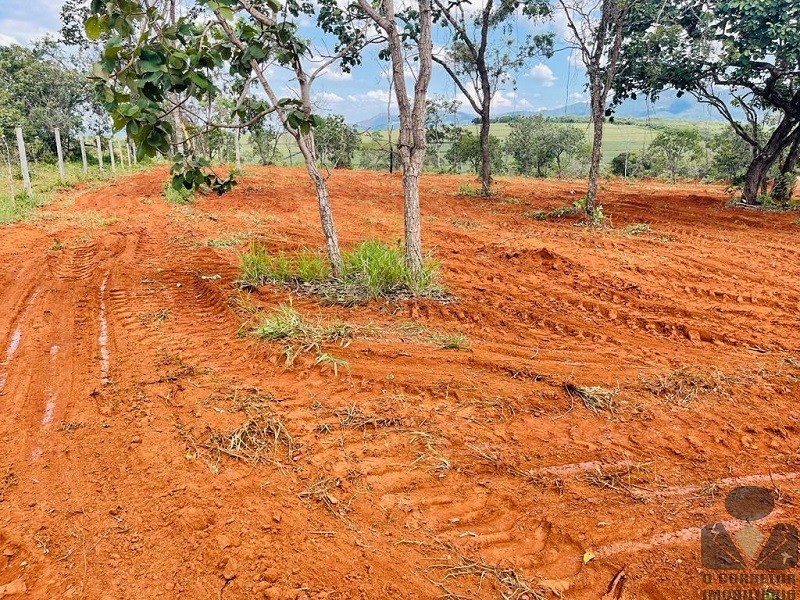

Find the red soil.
xmin=0 ymin=167 xmax=798 ymax=599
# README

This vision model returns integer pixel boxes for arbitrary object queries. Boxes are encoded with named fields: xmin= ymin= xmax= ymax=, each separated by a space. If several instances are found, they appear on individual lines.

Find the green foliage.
xmin=170 ymin=155 xmax=236 ymax=196
xmin=707 ymin=127 xmax=755 ymax=182
xmin=524 ymin=202 xmax=582 ymax=220
xmin=446 ymin=130 xmax=504 ymax=174
xmin=648 ymin=128 xmax=705 ymax=181
xmin=505 ymin=115 xmax=586 ymax=177
xmin=611 ymin=152 xmax=637 ymax=177
xmin=162 ymin=180 xmax=193 ymax=205
xmin=85 ymin=0 xmax=328 ymax=193
xmin=0 ymin=190 xmax=39 ymax=225
xmin=0 ymin=41 xmax=99 ymax=158
xmin=425 ymin=96 xmax=461 ymax=171
xmin=436 ymin=331 xmax=470 ymax=350
xmin=457 ymin=183 xmax=483 ymax=197
xmin=314 ymin=115 xmax=360 ymax=169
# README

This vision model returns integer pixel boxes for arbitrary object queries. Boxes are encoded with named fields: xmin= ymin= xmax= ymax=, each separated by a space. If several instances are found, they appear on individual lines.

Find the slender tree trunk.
xmin=479 ymin=105 xmax=491 ymax=195
xmin=294 ymin=132 xmax=342 ymax=275
xmin=586 ymin=88 xmax=604 ymax=216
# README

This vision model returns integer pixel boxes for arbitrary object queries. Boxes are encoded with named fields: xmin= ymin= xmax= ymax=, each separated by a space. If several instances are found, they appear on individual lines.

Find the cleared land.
xmin=0 ymin=167 xmax=798 ymax=598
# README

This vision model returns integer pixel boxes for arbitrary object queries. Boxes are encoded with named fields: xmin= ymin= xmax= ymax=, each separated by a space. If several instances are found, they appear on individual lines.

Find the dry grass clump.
xmin=205 ymin=413 xmax=295 ymax=465
xmin=564 ymin=382 xmax=617 ymax=414
xmin=429 ymin=542 xmax=545 ymax=600
xmin=578 ymin=461 xmax=653 ymax=501
xmin=250 ymin=303 xmax=355 ymax=370
xmin=333 ymin=404 xmax=403 ymax=430
xmin=298 ymin=476 xmax=353 ymax=519
xmin=508 ymin=465 xmax=565 ymax=492
xmin=408 ymin=431 xmax=452 ymax=476
xmin=643 ymin=367 xmax=730 ymax=407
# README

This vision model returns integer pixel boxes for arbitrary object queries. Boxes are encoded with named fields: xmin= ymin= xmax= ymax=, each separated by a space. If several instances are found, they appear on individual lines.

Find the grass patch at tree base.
xmin=238 ymin=239 xmax=449 ymax=305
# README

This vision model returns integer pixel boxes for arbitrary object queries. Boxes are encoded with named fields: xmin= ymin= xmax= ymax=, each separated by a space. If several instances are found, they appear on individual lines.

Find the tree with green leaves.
xmin=314 ymin=115 xmax=360 ymax=169
xmin=85 ymin=0 xmax=371 ymax=275
xmin=504 ymin=115 xmax=584 ymax=177
xmin=431 ymin=0 xmax=553 ymax=195
xmin=248 ymin=115 xmax=281 ymax=166
xmin=424 ymin=96 xmax=460 ymax=172
xmin=648 ymin=128 xmax=704 ymax=182
xmin=613 ymin=0 xmax=800 ymax=205
xmin=0 ymin=41 xmax=97 ymax=159
xmin=707 ymin=126 xmax=756 ymax=182
xmin=445 ymin=128 xmax=503 ymax=174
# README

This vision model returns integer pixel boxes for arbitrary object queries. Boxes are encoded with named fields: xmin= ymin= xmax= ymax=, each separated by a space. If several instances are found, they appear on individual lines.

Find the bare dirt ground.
xmin=0 ymin=166 xmax=798 ymax=599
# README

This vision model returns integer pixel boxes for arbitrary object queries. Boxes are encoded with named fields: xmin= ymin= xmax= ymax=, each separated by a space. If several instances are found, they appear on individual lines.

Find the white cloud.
xmin=320 ymin=69 xmax=353 ymax=82
xmin=491 ymin=90 xmax=532 ymax=111
xmin=529 ymin=62 xmax=557 ymax=87
xmin=359 ymin=89 xmax=393 ymax=103
xmin=315 ymin=92 xmax=344 ymax=103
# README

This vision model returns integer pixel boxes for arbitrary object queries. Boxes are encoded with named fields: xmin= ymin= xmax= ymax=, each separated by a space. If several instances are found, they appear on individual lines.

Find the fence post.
xmin=234 ymin=128 xmax=241 ymax=170
xmin=125 ymin=141 xmax=132 ymax=168
xmin=96 ymin=136 xmax=104 ymax=170
xmin=109 ymin=138 xmax=116 ymax=171
xmin=79 ymin=135 xmax=88 ymax=173
xmin=14 ymin=127 xmax=32 ymax=195
xmin=131 ymin=142 xmax=138 ymax=164
xmin=54 ymin=128 xmax=66 ymax=183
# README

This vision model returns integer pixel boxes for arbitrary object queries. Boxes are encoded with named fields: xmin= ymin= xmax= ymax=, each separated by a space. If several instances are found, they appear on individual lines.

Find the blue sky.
xmin=0 ymin=0 xmax=589 ymax=123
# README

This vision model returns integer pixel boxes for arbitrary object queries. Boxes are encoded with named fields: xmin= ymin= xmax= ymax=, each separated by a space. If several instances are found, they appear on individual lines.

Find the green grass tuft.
xmin=163 ymin=181 xmax=194 ymax=205
xmin=239 ymin=244 xmax=330 ymax=287
xmin=342 ymin=239 xmax=440 ymax=298
xmin=0 ymin=191 xmax=40 ymax=225
xmin=239 ymin=239 xmax=440 ymax=300
xmin=436 ymin=331 xmax=470 ymax=350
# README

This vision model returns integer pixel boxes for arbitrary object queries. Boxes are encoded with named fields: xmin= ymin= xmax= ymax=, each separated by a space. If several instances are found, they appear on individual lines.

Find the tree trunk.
xmin=402 ymin=156 xmax=423 ymax=275
xmin=742 ymin=155 xmax=772 ymax=204
xmin=297 ymin=133 xmax=342 ymax=275
xmin=770 ymin=131 xmax=800 ymax=202
xmin=742 ymin=119 xmax=798 ymax=205
xmin=479 ymin=107 xmax=491 ymax=195
xmin=586 ymin=93 xmax=604 ymax=216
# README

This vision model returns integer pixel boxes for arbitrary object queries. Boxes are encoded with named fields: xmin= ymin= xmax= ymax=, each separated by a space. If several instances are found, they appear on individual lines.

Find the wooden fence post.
xmin=109 ymin=138 xmax=116 ymax=172
xmin=79 ymin=135 xmax=88 ymax=173
xmin=14 ymin=127 xmax=32 ymax=195
xmin=54 ymin=128 xmax=66 ymax=183
xmin=96 ymin=136 xmax=104 ymax=170
xmin=125 ymin=141 xmax=132 ymax=168
xmin=234 ymin=128 xmax=242 ymax=170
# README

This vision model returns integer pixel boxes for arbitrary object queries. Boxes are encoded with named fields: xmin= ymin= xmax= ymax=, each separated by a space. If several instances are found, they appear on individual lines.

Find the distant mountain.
xmin=525 ymin=90 xmax=744 ymax=122
xmin=352 ymin=90 xmax=748 ymax=129
xmin=355 ymin=111 xmax=476 ymax=130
